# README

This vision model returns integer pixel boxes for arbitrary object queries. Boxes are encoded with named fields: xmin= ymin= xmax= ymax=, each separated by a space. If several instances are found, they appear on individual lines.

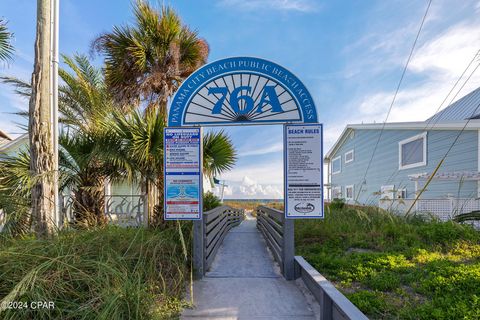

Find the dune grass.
xmin=223 ymin=200 xmax=284 ymax=211
xmin=0 ymin=225 xmax=192 ymax=319
xmin=296 ymin=205 xmax=480 ymax=319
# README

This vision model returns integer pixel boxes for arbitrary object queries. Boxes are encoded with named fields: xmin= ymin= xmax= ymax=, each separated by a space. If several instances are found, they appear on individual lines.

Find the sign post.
xmin=164 ymin=127 xmax=203 ymax=220
xmin=284 ymin=124 xmax=324 ymax=219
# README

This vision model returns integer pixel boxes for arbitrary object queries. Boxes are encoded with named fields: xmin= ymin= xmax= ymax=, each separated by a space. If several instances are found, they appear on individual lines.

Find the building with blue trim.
xmin=325 ymin=87 xmax=480 ymax=218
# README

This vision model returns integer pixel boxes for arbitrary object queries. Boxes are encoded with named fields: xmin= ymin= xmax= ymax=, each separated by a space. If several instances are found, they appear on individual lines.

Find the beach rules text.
xmin=284 ymin=124 xmax=324 ymax=218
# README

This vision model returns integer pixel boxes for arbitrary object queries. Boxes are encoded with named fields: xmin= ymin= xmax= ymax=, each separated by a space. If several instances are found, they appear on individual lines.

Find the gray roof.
xmin=0 ymin=130 xmax=11 ymax=141
xmin=427 ymin=87 xmax=480 ymax=122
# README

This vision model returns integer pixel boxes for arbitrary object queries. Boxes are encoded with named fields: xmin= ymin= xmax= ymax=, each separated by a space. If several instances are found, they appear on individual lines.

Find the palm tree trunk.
xmin=72 ymin=175 xmax=106 ymax=228
xmin=155 ymin=98 xmax=167 ymax=226
xmin=29 ymin=0 xmax=55 ymax=238
xmin=145 ymin=179 xmax=158 ymax=226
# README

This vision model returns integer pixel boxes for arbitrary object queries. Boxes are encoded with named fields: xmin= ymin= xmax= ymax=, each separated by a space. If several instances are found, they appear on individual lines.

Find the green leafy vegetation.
xmin=203 ymin=191 xmax=221 ymax=211
xmin=0 ymin=226 xmax=192 ymax=319
xmin=296 ymin=206 xmax=480 ymax=319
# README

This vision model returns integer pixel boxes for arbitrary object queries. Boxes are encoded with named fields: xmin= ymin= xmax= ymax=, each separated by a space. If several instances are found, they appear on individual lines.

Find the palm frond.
xmin=0 ymin=19 xmax=14 ymax=62
xmin=0 ymin=76 xmax=31 ymax=98
xmin=203 ymin=131 xmax=237 ymax=178
xmin=93 ymin=2 xmax=209 ymax=109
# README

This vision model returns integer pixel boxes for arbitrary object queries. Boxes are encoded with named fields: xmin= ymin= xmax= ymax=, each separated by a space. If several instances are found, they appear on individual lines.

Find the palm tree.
xmin=2 ymin=54 xmax=123 ymax=229
xmin=0 ymin=151 xmax=31 ymax=237
xmin=93 ymin=0 xmax=209 ymax=224
xmin=99 ymin=109 xmax=164 ymax=225
xmin=100 ymin=113 xmax=237 ymax=225
xmin=93 ymin=1 xmax=209 ymax=111
xmin=203 ymin=131 xmax=237 ymax=184
xmin=3 ymin=49 xmax=236 ymax=231
xmin=0 ymin=19 xmax=14 ymax=62
xmin=29 ymin=0 xmax=55 ymax=238
xmin=0 ymin=132 xmax=117 ymax=232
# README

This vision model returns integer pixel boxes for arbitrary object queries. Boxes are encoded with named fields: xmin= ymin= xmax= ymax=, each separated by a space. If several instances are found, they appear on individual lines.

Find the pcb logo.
xmin=294 ymin=203 xmax=315 ymax=213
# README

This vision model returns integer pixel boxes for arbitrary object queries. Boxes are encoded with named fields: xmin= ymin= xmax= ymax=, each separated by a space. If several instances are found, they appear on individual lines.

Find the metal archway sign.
xmin=165 ymin=57 xmax=322 ymax=279
xmin=168 ymin=57 xmax=318 ymax=126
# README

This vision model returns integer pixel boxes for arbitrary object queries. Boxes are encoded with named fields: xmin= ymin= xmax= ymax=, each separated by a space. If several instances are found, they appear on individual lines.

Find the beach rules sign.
xmin=164 ymin=128 xmax=202 ymax=220
xmin=284 ymin=124 xmax=324 ymax=219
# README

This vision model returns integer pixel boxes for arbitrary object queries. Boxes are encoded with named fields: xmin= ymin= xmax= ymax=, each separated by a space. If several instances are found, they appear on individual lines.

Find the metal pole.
xmin=282 ymin=218 xmax=295 ymax=280
xmin=193 ymin=219 xmax=204 ymax=278
xmin=50 ymin=0 xmax=60 ymax=228
xmin=220 ymin=181 xmax=227 ymax=202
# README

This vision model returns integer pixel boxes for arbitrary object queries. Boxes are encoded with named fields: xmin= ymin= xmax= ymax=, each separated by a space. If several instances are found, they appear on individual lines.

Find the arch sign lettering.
xmin=165 ymin=56 xmax=323 ymax=223
xmin=168 ymin=57 xmax=318 ymax=126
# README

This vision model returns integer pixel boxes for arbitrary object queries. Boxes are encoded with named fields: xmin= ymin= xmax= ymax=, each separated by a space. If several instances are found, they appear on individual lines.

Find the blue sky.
xmin=1 ymin=0 xmax=480 ymax=198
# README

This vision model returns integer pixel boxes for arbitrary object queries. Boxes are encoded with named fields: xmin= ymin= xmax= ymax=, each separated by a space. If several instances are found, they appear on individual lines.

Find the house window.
xmin=381 ymin=185 xmax=395 ymax=200
xmin=397 ymin=188 xmax=407 ymax=199
xmin=332 ymin=186 xmax=342 ymax=199
xmin=332 ymin=156 xmax=341 ymax=174
xmin=345 ymin=150 xmax=354 ymax=164
xmin=399 ymin=132 xmax=427 ymax=170
xmin=345 ymin=185 xmax=354 ymax=200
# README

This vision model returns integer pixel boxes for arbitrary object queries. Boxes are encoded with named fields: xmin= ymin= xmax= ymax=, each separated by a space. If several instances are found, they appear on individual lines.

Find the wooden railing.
xmin=295 ymin=256 xmax=368 ymax=320
xmin=256 ymin=206 xmax=295 ymax=280
xmin=193 ymin=205 xmax=245 ymax=277
xmin=257 ymin=205 xmax=368 ymax=320
xmin=204 ymin=205 xmax=244 ymax=270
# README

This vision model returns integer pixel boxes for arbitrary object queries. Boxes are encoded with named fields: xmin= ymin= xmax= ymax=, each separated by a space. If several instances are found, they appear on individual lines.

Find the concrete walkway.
xmin=182 ymin=214 xmax=316 ymax=320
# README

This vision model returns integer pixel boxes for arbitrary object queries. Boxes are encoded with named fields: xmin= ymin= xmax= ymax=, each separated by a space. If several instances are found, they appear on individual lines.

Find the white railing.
xmin=379 ymin=197 xmax=480 ymax=227
xmin=415 ymin=198 xmax=480 ymax=221
xmin=61 ymin=194 xmax=147 ymax=227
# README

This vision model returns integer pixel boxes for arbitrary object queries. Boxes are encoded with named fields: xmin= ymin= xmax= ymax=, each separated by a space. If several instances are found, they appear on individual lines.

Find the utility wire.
xmin=405 ymin=101 xmax=480 ymax=215
xmin=383 ymin=51 xmax=480 ymax=188
xmin=354 ymin=0 xmax=433 ymax=202
xmin=370 ymin=54 xmax=480 ymax=208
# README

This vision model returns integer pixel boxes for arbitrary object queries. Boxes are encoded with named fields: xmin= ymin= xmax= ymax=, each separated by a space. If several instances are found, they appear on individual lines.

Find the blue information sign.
xmin=164 ymin=128 xmax=202 ymax=220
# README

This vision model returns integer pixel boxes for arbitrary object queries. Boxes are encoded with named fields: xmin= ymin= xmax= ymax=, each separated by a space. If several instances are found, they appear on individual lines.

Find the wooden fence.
xmin=193 ymin=205 xmax=244 ymax=277
xmin=256 ymin=205 xmax=295 ymax=280
xmin=295 ymin=256 xmax=368 ymax=320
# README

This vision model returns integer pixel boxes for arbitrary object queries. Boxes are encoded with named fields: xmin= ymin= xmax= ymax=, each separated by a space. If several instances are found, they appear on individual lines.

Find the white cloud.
xmin=409 ymin=22 xmax=480 ymax=75
xmin=218 ymin=0 xmax=318 ymax=12
xmin=238 ymin=141 xmax=283 ymax=156
xmin=214 ymin=175 xmax=283 ymax=199
xmin=325 ymin=16 xmax=480 ymax=154
xmin=220 ymin=160 xmax=283 ymax=185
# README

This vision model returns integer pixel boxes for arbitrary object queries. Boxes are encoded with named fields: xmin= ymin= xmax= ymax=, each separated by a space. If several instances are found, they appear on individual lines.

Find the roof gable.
xmin=0 ymin=133 xmax=28 ymax=153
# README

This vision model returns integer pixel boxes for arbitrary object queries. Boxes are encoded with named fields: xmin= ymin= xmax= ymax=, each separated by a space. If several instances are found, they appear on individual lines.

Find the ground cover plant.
xmin=296 ymin=205 xmax=480 ymax=319
xmin=0 ymin=225 xmax=192 ymax=319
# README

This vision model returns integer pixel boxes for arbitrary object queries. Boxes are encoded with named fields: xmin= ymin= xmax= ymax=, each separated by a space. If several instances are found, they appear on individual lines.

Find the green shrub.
xmin=329 ymin=198 xmax=345 ymax=210
xmin=0 ymin=226 xmax=191 ymax=319
xmin=296 ymin=205 xmax=480 ymax=319
xmin=203 ymin=191 xmax=221 ymax=211
xmin=346 ymin=290 xmax=391 ymax=316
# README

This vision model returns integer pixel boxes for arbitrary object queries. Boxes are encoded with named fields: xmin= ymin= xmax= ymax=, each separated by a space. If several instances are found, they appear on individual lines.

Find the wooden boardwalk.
xmin=182 ymin=214 xmax=317 ymax=320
